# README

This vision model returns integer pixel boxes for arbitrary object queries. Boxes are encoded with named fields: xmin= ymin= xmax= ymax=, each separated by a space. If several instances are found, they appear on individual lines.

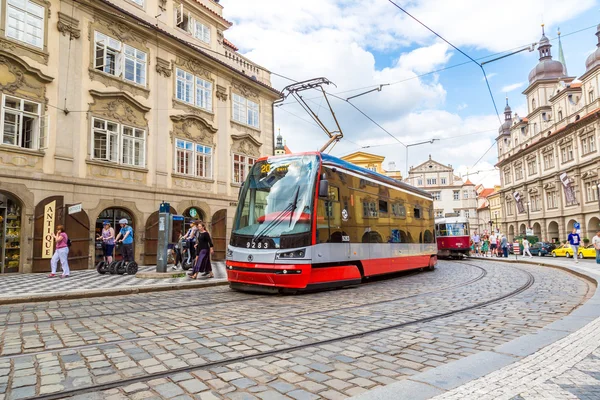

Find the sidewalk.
xmin=0 ymin=262 xmax=228 ymax=304
xmin=354 ymin=256 xmax=600 ymax=400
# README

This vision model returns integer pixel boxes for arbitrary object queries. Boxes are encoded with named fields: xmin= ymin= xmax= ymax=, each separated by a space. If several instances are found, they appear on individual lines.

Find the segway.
xmin=115 ymin=242 xmax=139 ymax=275
xmin=181 ymin=239 xmax=194 ymax=271
xmin=96 ymin=241 xmax=111 ymax=274
xmin=107 ymin=243 xmax=122 ymax=275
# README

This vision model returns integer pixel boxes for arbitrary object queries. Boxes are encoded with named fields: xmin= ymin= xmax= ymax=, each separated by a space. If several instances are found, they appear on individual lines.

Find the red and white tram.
xmin=435 ymin=216 xmax=470 ymax=259
xmin=226 ymin=152 xmax=438 ymax=293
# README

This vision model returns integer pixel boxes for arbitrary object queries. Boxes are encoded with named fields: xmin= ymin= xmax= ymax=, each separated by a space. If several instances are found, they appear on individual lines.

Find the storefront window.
xmin=0 ymin=193 xmax=22 ymax=273
xmin=95 ymin=208 xmax=134 ymax=263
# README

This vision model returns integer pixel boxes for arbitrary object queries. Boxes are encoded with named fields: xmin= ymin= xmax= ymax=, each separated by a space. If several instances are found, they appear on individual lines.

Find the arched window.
xmin=533 ymin=123 xmax=538 ymax=134
xmin=532 ymin=99 xmax=536 ymax=110
xmin=558 ymin=110 xmax=563 ymax=120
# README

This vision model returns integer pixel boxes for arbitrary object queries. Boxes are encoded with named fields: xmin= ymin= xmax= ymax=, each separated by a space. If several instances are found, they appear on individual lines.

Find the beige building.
xmin=341 ymin=151 xmax=403 ymax=181
xmin=406 ymin=156 xmax=478 ymax=228
xmin=0 ymin=0 xmax=280 ymax=273
xmin=488 ymin=189 xmax=504 ymax=234
xmin=475 ymin=185 xmax=499 ymax=235
xmin=497 ymin=26 xmax=600 ymax=243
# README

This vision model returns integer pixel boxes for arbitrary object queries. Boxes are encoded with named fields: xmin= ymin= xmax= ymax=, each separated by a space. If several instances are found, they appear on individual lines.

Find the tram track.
xmin=1 ymin=265 xmax=474 ymax=328
xmin=31 ymin=267 xmax=535 ymax=400
xmin=0 ymin=265 xmax=489 ymax=359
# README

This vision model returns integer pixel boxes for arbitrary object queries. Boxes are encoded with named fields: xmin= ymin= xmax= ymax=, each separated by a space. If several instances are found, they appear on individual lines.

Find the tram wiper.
xmin=288 ymin=187 xmax=300 ymax=227
xmin=254 ymin=187 xmax=301 ymax=243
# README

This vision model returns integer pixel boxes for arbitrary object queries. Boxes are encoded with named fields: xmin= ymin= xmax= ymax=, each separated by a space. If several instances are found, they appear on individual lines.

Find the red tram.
xmin=435 ymin=217 xmax=470 ymax=259
xmin=226 ymin=152 xmax=438 ymax=293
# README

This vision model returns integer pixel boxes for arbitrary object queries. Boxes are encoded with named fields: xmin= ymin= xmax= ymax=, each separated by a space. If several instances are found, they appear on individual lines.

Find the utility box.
xmin=157 ymin=202 xmax=171 ymax=273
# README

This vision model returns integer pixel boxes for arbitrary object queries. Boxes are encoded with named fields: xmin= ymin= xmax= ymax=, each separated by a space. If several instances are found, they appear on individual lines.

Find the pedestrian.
xmin=115 ymin=218 xmax=135 ymax=263
xmin=593 ymin=230 xmax=600 ymax=265
xmin=97 ymin=221 xmax=115 ymax=264
xmin=568 ymin=228 xmax=581 ymax=264
xmin=522 ymin=237 xmax=533 ymax=258
xmin=183 ymin=221 xmax=198 ymax=261
xmin=472 ymin=232 xmax=481 ymax=256
xmin=481 ymin=235 xmax=490 ymax=257
xmin=189 ymin=222 xmax=214 ymax=279
xmin=489 ymin=232 xmax=497 ymax=257
xmin=501 ymin=235 xmax=509 ymax=258
xmin=49 ymin=225 xmax=70 ymax=278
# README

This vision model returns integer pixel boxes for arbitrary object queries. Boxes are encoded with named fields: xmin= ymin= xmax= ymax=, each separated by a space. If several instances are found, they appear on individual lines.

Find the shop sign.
xmin=42 ymin=201 xmax=56 ymax=259
xmin=189 ymin=208 xmax=198 ymax=218
xmin=68 ymin=203 xmax=82 ymax=215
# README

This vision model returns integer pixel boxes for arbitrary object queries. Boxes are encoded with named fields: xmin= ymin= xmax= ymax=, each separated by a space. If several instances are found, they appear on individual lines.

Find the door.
xmin=211 ymin=209 xmax=227 ymax=261
xmin=64 ymin=206 xmax=91 ymax=270
xmin=144 ymin=207 xmax=177 ymax=265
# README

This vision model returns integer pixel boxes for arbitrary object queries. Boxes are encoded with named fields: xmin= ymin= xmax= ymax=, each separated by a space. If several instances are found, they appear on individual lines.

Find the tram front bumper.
xmin=226 ymin=261 xmax=311 ymax=289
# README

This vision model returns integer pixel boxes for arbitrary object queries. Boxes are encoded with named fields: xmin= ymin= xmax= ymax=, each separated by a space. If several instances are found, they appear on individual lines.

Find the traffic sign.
xmin=512 ymin=242 xmax=520 ymax=255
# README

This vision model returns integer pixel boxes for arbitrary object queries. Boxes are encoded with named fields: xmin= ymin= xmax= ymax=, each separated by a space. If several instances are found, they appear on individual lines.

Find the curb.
xmin=0 ymin=279 xmax=229 ymax=305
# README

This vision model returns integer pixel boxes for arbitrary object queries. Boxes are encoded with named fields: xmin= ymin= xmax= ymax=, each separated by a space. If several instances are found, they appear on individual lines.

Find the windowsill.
xmin=231 ymin=120 xmax=261 ymax=133
xmin=3 ymin=35 xmax=47 ymax=56
xmin=172 ymin=172 xmax=214 ymax=183
xmin=562 ymin=159 xmax=574 ymax=164
xmin=173 ymin=99 xmax=214 ymax=116
xmin=582 ymin=151 xmax=597 ymax=157
xmin=89 ymin=68 xmax=150 ymax=93
xmin=231 ymin=183 xmax=243 ymax=188
xmin=86 ymin=159 xmax=148 ymax=173
xmin=0 ymin=145 xmax=45 ymax=157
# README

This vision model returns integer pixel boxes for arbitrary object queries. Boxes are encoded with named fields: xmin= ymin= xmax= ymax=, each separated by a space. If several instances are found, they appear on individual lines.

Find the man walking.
xmin=501 ymin=235 xmax=509 ymax=258
xmin=568 ymin=228 xmax=581 ymax=264
xmin=115 ymin=218 xmax=135 ymax=263
xmin=593 ymin=230 xmax=600 ymax=265
xmin=490 ymin=232 xmax=497 ymax=257
xmin=522 ymin=238 xmax=533 ymax=258
xmin=472 ymin=232 xmax=481 ymax=257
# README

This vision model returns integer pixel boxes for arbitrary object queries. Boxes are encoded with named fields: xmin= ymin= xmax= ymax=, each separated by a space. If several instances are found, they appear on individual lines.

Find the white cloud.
xmin=457 ymin=103 xmax=468 ymax=110
xmin=484 ymin=73 xmax=498 ymax=81
xmin=397 ymin=42 xmax=452 ymax=74
xmin=501 ymin=82 xmax=526 ymax=93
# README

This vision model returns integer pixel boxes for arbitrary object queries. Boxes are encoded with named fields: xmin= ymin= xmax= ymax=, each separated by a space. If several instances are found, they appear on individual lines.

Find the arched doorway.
xmin=587 ymin=217 xmax=600 ymax=239
xmin=211 ymin=209 xmax=227 ymax=260
xmin=0 ymin=192 xmax=23 ymax=273
xmin=533 ymin=222 xmax=542 ymax=238
xmin=509 ymin=225 xmax=515 ymax=241
xmin=95 ymin=208 xmax=135 ymax=263
xmin=519 ymin=223 xmax=527 ymax=236
xmin=548 ymin=221 xmax=559 ymax=244
xmin=144 ymin=206 xmax=177 ymax=265
xmin=566 ymin=219 xmax=577 ymax=236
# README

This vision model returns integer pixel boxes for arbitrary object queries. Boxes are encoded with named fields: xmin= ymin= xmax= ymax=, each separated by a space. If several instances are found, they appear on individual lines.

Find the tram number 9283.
xmin=246 ymin=241 xmax=270 ymax=249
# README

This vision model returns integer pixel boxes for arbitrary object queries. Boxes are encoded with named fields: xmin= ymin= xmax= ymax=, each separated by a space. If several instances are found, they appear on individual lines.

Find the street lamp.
xmin=406 ymin=139 xmax=439 ymax=178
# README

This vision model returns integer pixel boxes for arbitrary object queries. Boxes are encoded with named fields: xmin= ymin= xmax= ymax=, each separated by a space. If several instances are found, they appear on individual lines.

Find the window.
xmin=413 ymin=207 xmax=421 ymax=219
xmin=585 ymin=181 xmax=599 ymax=203
xmin=464 ymin=210 xmax=470 ymax=218
xmin=175 ymin=139 xmax=213 ymax=179
xmin=175 ymin=68 xmax=213 ymax=111
xmin=232 ymin=153 xmax=256 ymax=184
xmin=426 ymin=178 xmax=437 ymax=185
xmin=233 ymin=94 xmax=259 ymax=128
xmin=463 ymin=190 xmax=469 ymax=199
xmin=590 ymin=90 xmax=595 ymax=103
xmin=506 ymin=201 xmax=514 ymax=216
xmin=434 ymin=210 xmax=443 ymax=218
xmin=378 ymin=200 xmax=388 ymax=214
xmin=581 ymin=134 xmax=596 ymax=155
xmin=194 ymin=20 xmax=210 ymax=43
xmin=530 ymin=195 xmax=541 ymax=211
xmin=94 ymin=32 xmax=147 ymax=86
xmin=453 ymin=190 xmax=460 ymax=200
xmin=368 ymin=166 xmax=377 ymax=172
xmin=129 ymin=0 xmax=144 ymax=5
xmin=431 ymin=191 xmax=441 ymax=201
xmin=391 ymin=203 xmax=406 ymax=218
xmin=532 ymin=123 xmax=537 ymax=135
xmin=6 ymin=0 xmax=44 ymax=48
xmin=504 ymin=169 xmax=512 ymax=184
xmin=441 ymin=177 xmax=447 ymax=185
xmin=1 ymin=95 xmax=42 ymax=150
xmin=527 ymin=158 xmax=537 ymax=176
xmin=417 ymin=179 xmax=423 ymax=186
xmin=546 ymin=191 xmax=557 ymax=209
xmin=175 ymin=4 xmax=190 ymax=31
xmin=561 ymin=144 xmax=574 ymax=163
xmin=362 ymin=201 xmax=378 ymax=218
xmin=92 ymin=117 xmax=145 ymax=167
xmin=532 ymin=99 xmax=536 ymax=110
xmin=543 ymin=152 xmax=554 ymax=170
xmin=515 ymin=164 xmax=523 ymax=180
xmin=558 ymin=110 xmax=563 ymax=120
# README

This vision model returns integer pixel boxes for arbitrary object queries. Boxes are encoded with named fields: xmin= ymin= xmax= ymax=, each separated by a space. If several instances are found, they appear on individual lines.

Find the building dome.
xmin=528 ymin=28 xmax=565 ymax=84
xmin=498 ymin=98 xmax=512 ymax=134
xmin=585 ymin=24 xmax=600 ymax=72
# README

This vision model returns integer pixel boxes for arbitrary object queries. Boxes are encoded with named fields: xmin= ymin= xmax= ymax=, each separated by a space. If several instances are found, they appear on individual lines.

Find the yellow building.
xmin=341 ymin=151 xmax=403 ymax=181
xmin=0 ymin=0 xmax=279 ymax=273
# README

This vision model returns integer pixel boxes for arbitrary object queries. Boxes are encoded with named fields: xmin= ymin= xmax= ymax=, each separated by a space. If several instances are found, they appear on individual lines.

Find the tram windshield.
xmin=233 ymin=155 xmax=319 ymax=241
xmin=437 ymin=223 xmax=469 ymax=237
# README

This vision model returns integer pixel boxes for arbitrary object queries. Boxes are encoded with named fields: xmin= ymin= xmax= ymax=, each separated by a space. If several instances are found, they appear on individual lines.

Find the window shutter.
xmin=38 ymin=114 xmax=49 ymax=150
xmin=94 ymin=40 xmax=106 ymax=69
xmin=187 ymin=12 xmax=193 ymax=33
xmin=115 ymin=51 xmax=124 ymax=77
xmin=176 ymin=3 xmax=184 ymax=25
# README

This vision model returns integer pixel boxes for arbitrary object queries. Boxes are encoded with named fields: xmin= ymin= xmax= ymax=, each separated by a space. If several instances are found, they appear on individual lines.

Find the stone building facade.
xmin=406 ymin=156 xmax=478 ymax=228
xmin=0 ymin=0 xmax=280 ymax=273
xmin=497 ymin=26 xmax=600 ymax=243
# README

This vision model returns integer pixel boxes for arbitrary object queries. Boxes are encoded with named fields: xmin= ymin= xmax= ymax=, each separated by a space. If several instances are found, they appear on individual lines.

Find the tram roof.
xmin=259 ymin=152 xmax=433 ymax=200
xmin=434 ymin=217 xmax=470 ymax=224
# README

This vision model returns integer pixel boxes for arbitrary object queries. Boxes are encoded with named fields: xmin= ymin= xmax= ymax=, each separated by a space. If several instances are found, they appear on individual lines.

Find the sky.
xmin=220 ymin=0 xmax=600 ymax=188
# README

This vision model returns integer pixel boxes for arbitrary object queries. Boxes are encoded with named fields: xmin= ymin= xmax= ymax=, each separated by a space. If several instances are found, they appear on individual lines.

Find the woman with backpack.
xmin=49 ymin=225 xmax=70 ymax=278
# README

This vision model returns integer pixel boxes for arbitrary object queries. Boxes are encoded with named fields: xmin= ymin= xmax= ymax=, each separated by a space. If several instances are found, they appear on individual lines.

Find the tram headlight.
xmin=276 ymin=249 xmax=306 ymax=259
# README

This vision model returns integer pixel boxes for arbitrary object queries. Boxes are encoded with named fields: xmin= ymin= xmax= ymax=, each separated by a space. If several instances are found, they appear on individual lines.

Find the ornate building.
xmin=497 ymin=26 xmax=600 ymax=243
xmin=0 ymin=0 xmax=280 ymax=273
xmin=405 ymin=155 xmax=478 ymax=228
xmin=341 ymin=151 xmax=403 ymax=181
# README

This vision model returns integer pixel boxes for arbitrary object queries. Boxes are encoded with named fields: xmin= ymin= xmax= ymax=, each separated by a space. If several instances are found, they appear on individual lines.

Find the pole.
xmin=406 ymin=146 xmax=409 ymax=180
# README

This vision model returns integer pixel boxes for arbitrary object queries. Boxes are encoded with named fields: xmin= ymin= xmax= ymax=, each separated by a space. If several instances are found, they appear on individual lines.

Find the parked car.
xmin=552 ymin=244 xmax=575 ymax=258
xmin=578 ymin=245 xmax=597 ymax=259
xmin=529 ymin=242 xmax=556 ymax=257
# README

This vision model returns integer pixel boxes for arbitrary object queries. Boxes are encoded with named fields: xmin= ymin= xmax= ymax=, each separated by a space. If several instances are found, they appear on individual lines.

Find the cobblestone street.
xmin=0 ymin=260 xmax=592 ymax=399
